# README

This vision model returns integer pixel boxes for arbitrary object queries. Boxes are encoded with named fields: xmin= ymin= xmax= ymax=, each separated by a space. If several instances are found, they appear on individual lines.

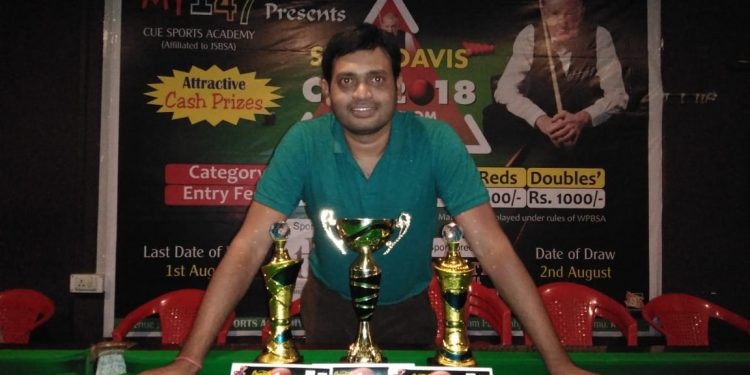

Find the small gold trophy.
xmin=320 ymin=209 xmax=411 ymax=363
xmin=432 ymin=222 xmax=476 ymax=366
xmin=256 ymin=221 xmax=303 ymax=364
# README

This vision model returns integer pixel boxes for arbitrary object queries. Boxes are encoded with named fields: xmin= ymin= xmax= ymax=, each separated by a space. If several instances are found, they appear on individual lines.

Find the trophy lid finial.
xmin=442 ymin=222 xmax=463 ymax=244
xmin=269 ymin=221 xmax=290 ymax=241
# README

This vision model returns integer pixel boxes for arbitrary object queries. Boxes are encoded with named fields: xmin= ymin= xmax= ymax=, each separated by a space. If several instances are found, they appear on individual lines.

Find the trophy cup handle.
xmin=383 ymin=212 xmax=411 ymax=255
xmin=319 ymin=209 xmax=347 ymax=255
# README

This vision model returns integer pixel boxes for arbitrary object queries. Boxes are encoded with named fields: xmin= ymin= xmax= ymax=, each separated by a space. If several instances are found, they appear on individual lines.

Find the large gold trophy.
xmin=320 ymin=209 xmax=411 ymax=363
xmin=432 ymin=222 xmax=476 ymax=366
xmin=256 ymin=221 xmax=303 ymax=364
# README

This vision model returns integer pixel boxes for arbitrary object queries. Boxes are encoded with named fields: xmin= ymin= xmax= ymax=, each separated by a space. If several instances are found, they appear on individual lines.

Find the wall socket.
xmin=69 ymin=273 xmax=104 ymax=293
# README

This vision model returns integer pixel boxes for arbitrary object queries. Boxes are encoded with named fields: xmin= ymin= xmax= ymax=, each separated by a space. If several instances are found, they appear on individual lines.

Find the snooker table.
xmin=2 ymin=348 xmax=750 ymax=375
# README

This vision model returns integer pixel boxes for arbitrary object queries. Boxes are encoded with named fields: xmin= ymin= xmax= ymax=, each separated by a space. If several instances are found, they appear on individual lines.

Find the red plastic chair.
xmin=112 ymin=289 xmax=235 ymax=345
xmin=466 ymin=280 xmax=513 ymax=346
xmin=0 ymin=289 xmax=55 ymax=344
xmin=429 ymin=275 xmax=513 ymax=347
xmin=525 ymin=282 xmax=637 ymax=347
xmin=642 ymin=293 xmax=750 ymax=346
xmin=260 ymin=298 xmax=301 ymax=343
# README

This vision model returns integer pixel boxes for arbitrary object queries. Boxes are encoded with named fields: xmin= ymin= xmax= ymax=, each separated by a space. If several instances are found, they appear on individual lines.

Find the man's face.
xmin=321 ymin=47 xmax=399 ymax=137
xmin=542 ymin=0 xmax=583 ymax=45
xmin=381 ymin=15 xmax=399 ymax=35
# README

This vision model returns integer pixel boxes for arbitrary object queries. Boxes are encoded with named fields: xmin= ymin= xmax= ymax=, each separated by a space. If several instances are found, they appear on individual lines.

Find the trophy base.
xmin=341 ymin=320 xmax=387 ymax=363
xmin=344 ymin=337 xmax=385 ymax=363
xmin=255 ymin=347 xmax=303 ymax=364
xmin=429 ymin=349 xmax=476 ymax=367
xmin=340 ymin=356 xmax=388 ymax=363
xmin=343 ymin=344 xmax=386 ymax=363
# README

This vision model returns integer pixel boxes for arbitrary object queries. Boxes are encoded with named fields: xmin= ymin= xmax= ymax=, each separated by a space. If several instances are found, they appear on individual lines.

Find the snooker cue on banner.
xmin=508 ymin=0 xmax=566 ymax=247
xmin=538 ymin=0 xmax=564 ymax=113
xmin=504 ymin=0 xmax=566 ymax=170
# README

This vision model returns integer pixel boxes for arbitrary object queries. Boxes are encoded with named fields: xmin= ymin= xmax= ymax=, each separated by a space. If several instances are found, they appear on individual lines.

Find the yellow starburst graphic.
xmin=145 ymin=65 xmax=282 ymax=126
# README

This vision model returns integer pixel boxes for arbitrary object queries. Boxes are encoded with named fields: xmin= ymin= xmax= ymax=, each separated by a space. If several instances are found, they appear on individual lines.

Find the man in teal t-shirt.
xmin=146 ymin=22 xmax=595 ymax=375
xmin=253 ymin=109 xmax=488 ymax=344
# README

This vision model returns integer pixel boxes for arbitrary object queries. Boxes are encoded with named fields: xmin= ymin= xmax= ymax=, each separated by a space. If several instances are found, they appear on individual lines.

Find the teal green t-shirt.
xmin=254 ymin=111 xmax=488 ymax=304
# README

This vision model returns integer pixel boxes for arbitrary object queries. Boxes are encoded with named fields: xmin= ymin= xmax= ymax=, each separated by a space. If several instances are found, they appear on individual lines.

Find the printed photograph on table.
xmin=327 ymin=363 xmax=415 ymax=375
xmin=399 ymin=366 xmax=493 ymax=375
xmin=230 ymin=363 xmax=332 ymax=375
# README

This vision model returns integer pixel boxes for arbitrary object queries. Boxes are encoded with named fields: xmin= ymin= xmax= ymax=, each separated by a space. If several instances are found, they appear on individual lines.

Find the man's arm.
xmin=583 ymin=26 xmax=629 ymax=127
xmin=139 ymin=202 xmax=286 ymax=375
xmin=454 ymin=203 xmax=596 ymax=375
xmin=494 ymin=24 xmax=547 ymax=128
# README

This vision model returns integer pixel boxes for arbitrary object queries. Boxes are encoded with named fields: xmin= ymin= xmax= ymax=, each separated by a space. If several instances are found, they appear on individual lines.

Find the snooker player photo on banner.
xmin=101 ymin=0 xmax=655 ymax=339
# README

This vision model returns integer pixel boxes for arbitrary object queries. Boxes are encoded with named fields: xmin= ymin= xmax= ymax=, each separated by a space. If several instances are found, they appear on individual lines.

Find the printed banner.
xmin=109 ymin=0 xmax=652 ymax=337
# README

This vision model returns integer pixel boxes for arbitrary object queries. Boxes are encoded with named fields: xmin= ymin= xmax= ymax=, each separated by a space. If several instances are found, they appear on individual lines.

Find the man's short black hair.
xmin=322 ymin=23 xmax=402 ymax=83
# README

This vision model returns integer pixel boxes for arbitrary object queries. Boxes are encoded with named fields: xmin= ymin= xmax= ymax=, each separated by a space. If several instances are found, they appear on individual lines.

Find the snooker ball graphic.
xmin=407 ymin=79 xmax=435 ymax=106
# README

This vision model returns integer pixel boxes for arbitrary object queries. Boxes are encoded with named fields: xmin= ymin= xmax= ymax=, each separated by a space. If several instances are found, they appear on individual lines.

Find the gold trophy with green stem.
xmin=256 ymin=221 xmax=303 ymax=364
xmin=320 ymin=209 xmax=411 ymax=363
xmin=432 ymin=222 xmax=476 ymax=366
